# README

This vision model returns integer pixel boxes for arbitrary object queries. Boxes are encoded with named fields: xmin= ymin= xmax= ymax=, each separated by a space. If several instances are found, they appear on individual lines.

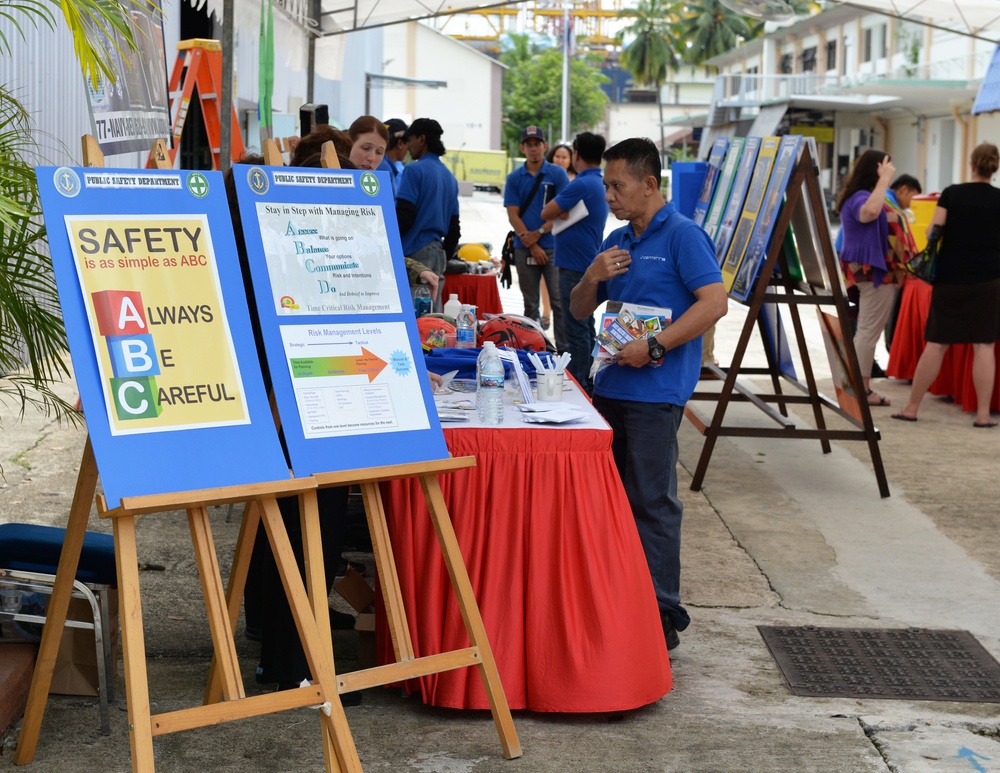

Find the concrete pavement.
xmin=1 ymin=190 xmax=998 ymax=772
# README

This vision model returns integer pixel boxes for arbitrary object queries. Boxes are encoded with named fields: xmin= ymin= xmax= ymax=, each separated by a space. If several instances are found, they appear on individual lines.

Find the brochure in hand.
xmin=592 ymin=302 xmax=672 ymax=373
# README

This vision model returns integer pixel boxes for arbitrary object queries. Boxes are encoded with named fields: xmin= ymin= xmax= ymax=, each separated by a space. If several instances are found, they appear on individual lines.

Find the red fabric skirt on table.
xmin=887 ymin=279 xmax=1000 ymax=411
xmin=376 ymin=424 xmax=672 ymax=712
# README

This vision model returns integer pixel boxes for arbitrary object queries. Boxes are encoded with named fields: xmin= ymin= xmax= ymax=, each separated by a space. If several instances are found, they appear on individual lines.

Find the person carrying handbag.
xmin=503 ymin=126 xmax=569 ymax=352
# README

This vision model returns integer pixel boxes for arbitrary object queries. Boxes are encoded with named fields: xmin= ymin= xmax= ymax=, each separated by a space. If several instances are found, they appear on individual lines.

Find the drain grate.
xmin=758 ymin=626 xmax=1000 ymax=702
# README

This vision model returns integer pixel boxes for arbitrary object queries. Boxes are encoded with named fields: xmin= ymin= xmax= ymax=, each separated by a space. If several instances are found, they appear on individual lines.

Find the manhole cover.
xmin=758 ymin=626 xmax=1000 ymax=702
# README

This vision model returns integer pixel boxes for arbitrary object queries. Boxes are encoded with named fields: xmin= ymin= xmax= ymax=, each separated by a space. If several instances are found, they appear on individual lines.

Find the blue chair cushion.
xmin=0 ymin=523 xmax=116 ymax=586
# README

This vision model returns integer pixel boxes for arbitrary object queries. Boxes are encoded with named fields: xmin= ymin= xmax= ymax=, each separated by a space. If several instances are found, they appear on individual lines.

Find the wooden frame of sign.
xmin=684 ymin=141 xmax=890 ymax=498
xmin=17 ymin=138 xmax=368 ymax=772
xmin=201 ymin=139 xmax=520 ymax=761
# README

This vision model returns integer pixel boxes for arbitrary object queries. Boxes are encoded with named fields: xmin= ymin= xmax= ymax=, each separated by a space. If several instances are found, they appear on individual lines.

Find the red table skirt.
xmin=377 ymin=424 xmax=672 ymax=712
xmin=886 ymin=279 xmax=1000 ymax=412
xmin=443 ymin=273 xmax=503 ymax=319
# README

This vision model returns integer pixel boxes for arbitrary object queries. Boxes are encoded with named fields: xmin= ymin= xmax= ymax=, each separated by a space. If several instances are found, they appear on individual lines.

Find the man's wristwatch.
xmin=537 ymin=226 xmax=546 ymax=236
xmin=647 ymin=337 xmax=666 ymax=361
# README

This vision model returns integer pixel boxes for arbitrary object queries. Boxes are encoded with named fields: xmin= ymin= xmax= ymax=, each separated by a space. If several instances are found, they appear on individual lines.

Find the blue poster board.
xmin=692 ymin=137 xmax=730 ymax=227
xmin=730 ymin=136 xmax=803 ymax=301
xmin=234 ymin=166 xmax=448 ymax=477
xmin=37 ymin=167 xmax=290 ymax=508
xmin=713 ymin=136 xmax=761 ymax=264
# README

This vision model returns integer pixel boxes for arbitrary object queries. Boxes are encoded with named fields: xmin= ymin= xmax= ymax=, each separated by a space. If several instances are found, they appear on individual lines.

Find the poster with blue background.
xmin=234 ymin=166 xmax=448 ymax=477
xmin=37 ymin=167 xmax=290 ymax=508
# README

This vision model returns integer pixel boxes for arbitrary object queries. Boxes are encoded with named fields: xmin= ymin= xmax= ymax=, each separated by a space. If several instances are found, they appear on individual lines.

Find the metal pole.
xmin=220 ymin=0 xmax=235 ymax=172
xmin=560 ymin=2 xmax=570 ymax=144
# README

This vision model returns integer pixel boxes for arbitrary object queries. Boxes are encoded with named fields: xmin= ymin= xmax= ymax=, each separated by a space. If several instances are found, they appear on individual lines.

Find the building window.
xmin=863 ymin=28 xmax=872 ymax=63
xmin=826 ymin=40 xmax=837 ymax=71
xmin=780 ymin=53 xmax=794 ymax=74
xmin=747 ymin=65 xmax=759 ymax=75
xmin=802 ymin=46 xmax=817 ymax=73
xmin=880 ymin=24 xmax=888 ymax=58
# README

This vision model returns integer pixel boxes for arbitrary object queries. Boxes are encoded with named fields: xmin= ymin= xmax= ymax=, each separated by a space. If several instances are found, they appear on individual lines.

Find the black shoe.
xmin=245 ymin=625 xmax=262 ymax=642
xmin=255 ymin=664 xmax=275 ymax=685
xmin=871 ymin=361 xmax=886 ymax=379
xmin=662 ymin=616 xmax=680 ymax=652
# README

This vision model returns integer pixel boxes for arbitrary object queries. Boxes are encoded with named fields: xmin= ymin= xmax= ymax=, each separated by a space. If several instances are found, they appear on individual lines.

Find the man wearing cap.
xmin=504 ymin=126 xmax=569 ymax=351
xmin=396 ymin=118 xmax=461 ymax=312
xmin=378 ymin=118 xmax=408 ymax=197
xmin=541 ymin=131 xmax=609 ymax=393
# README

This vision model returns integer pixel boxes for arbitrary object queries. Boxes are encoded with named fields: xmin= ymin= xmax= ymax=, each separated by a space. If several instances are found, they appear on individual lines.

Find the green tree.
xmin=676 ymin=0 xmax=762 ymax=64
xmin=1 ymin=0 xmax=141 ymax=421
xmin=617 ymin=0 xmax=683 ymax=168
xmin=502 ymin=46 xmax=609 ymax=154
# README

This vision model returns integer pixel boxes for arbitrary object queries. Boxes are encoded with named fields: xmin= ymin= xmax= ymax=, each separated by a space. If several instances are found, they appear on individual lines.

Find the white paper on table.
xmin=520 ymin=406 xmax=588 ymax=424
xmin=498 ymin=346 xmax=534 ymax=404
xmin=551 ymin=200 xmax=589 ymax=236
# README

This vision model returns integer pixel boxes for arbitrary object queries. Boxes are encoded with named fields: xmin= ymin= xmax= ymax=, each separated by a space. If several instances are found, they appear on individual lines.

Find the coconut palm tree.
xmin=617 ymin=0 xmax=683 ymax=168
xmin=1 ymin=0 xmax=140 ymax=422
xmin=677 ymin=0 xmax=763 ymax=64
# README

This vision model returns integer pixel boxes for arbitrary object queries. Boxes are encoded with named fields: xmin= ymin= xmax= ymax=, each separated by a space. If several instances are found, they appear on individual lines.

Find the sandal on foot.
xmin=540 ymin=315 xmax=551 ymax=329
xmin=973 ymin=420 xmax=998 ymax=428
xmin=891 ymin=413 xmax=918 ymax=422
xmin=866 ymin=389 xmax=891 ymax=407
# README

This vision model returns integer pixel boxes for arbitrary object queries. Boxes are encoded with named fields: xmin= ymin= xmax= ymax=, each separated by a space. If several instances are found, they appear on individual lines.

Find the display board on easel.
xmin=233 ymin=165 xmax=449 ymax=475
xmin=683 ymin=138 xmax=889 ymax=498
xmin=37 ymin=166 xmax=290 ymax=506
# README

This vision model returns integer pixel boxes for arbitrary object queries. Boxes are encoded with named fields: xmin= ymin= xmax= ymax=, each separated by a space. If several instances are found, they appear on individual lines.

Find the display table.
xmin=444 ymin=273 xmax=503 ymax=318
xmin=376 ymin=383 xmax=672 ymax=712
xmin=886 ymin=279 xmax=1000 ymax=412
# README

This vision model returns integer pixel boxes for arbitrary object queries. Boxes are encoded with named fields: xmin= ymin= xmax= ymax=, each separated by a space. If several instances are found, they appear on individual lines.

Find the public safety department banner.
xmin=37 ymin=167 xmax=288 ymax=508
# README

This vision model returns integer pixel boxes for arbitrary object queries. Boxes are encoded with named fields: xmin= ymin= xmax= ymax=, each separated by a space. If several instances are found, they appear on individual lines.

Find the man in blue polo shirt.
xmin=541 ymin=131 xmax=609 ymax=392
xmin=504 ymin=126 xmax=569 ymax=351
xmin=377 ymin=118 xmax=408 ymax=198
xmin=396 ymin=118 xmax=461 ymax=311
xmin=570 ymin=137 xmax=727 ymax=652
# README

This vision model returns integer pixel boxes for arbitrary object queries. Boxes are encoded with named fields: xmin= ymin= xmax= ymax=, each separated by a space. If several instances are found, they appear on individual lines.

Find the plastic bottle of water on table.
xmin=414 ymin=283 xmax=432 ymax=317
xmin=476 ymin=341 xmax=505 ymax=425
xmin=443 ymin=293 xmax=462 ymax=321
xmin=455 ymin=304 xmax=477 ymax=348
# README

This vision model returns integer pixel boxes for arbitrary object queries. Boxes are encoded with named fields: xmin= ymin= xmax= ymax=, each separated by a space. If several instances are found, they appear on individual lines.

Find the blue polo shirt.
xmin=595 ymin=203 xmax=722 ymax=405
xmin=552 ymin=167 xmax=609 ymax=273
xmin=377 ymin=154 xmax=399 ymax=197
xmin=396 ymin=153 xmax=460 ymax=256
xmin=503 ymin=160 xmax=568 ymax=250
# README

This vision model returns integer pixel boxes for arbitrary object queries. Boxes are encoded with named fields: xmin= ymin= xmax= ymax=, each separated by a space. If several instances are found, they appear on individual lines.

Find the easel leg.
xmin=258 ymin=498 xmax=362 ymax=773
xmin=360 ymin=482 xmax=415 ymax=661
xmin=419 ymin=475 xmax=522 ymax=760
xmin=299 ymin=490 xmax=338 ymax=771
xmin=205 ymin=500 xmax=260 ymax=705
xmin=15 ymin=438 xmax=99 ymax=765
xmin=187 ymin=506 xmax=244 ymax=701
xmin=113 ymin=515 xmax=156 ymax=772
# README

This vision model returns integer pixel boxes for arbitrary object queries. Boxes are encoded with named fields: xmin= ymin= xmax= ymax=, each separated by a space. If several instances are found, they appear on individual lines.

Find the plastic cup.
xmin=536 ymin=370 xmax=564 ymax=402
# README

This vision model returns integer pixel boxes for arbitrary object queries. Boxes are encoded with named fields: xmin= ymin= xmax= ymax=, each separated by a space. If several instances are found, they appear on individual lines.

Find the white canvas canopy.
xmin=831 ymin=0 xmax=1000 ymax=40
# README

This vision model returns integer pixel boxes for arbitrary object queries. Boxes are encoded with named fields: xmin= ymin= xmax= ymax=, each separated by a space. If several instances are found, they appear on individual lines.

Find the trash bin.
xmin=670 ymin=161 xmax=708 ymax=219
xmin=909 ymin=193 xmax=939 ymax=252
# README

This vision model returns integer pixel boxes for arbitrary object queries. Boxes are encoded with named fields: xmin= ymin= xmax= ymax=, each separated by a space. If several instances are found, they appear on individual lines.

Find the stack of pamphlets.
xmin=592 ymin=302 xmax=672 ymax=376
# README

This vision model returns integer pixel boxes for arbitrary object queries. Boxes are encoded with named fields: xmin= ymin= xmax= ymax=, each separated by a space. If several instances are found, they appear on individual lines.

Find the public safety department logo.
xmin=360 ymin=172 xmax=379 ymax=197
xmin=186 ymin=172 xmax=209 ymax=198
xmin=247 ymin=167 xmax=270 ymax=195
xmin=53 ymin=167 xmax=81 ymax=198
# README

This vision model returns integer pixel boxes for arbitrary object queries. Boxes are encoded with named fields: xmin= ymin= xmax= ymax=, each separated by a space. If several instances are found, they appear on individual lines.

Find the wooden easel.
xmin=16 ymin=137 xmax=365 ymax=772
xmin=201 ymin=140 xmax=521 ymax=760
xmin=685 ymin=142 xmax=891 ymax=498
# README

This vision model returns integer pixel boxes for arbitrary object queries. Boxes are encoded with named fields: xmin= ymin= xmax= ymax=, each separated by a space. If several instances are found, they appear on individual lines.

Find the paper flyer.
xmin=280 ymin=322 xmax=430 ymax=438
xmin=64 ymin=213 xmax=248 ymax=435
xmin=720 ymin=136 xmax=780 ymax=293
xmin=592 ymin=302 xmax=671 ymax=373
xmin=692 ymin=136 xmax=730 ymax=227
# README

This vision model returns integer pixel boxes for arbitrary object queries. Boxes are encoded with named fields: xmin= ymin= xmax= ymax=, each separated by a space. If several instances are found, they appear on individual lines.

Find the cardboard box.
xmin=333 ymin=567 xmax=374 ymax=613
xmin=50 ymin=589 xmax=119 ymax=697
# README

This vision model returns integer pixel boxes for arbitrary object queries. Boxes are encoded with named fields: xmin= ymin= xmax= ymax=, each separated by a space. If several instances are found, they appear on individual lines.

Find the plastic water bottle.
xmin=414 ymin=283 xmax=432 ymax=318
xmin=443 ymin=293 xmax=462 ymax=321
xmin=476 ymin=342 xmax=504 ymax=425
xmin=455 ymin=304 xmax=476 ymax=348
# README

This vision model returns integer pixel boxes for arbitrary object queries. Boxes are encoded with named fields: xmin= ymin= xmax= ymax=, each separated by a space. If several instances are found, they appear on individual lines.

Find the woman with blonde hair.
xmin=893 ymin=142 xmax=1000 ymax=427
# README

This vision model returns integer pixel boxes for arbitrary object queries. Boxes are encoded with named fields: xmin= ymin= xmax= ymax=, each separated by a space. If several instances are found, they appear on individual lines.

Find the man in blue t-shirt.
xmin=396 ymin=118 xmax=461 ymax=312
xmin=541 ymin=132 xmax=609 ymax=392
xmin=377 ymin=117 xmax=408 ymax=198
xmin=503 ymin=126 xmax=569 ymax=351
xmin=570 ymin=138 xmax=728 ymax=652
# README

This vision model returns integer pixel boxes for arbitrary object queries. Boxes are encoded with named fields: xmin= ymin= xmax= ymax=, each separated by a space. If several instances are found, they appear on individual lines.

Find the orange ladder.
xmin=148 ymin=39 xmax=245 ymax=169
